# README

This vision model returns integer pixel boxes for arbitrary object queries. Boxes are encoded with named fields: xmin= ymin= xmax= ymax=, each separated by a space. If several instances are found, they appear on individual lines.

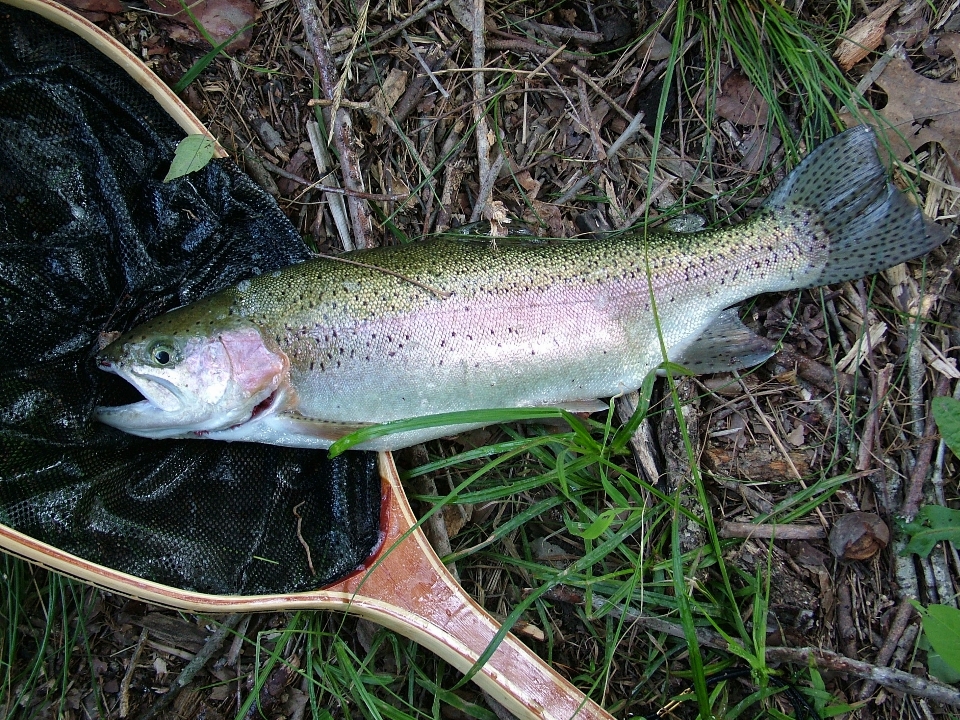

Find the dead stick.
xmin=515 ymin=18 xmax=605 ymax=44
xmin=837 ymin=579 xmax=858 ymax=660
xmin=260 ymin=156 xmax=408 ymax=200
xmin=486 ymin=35 xmax=583 ymax=60
xmin=365 ymin=0 xmax=444 ymax=48
xmin=294 ymin=0 xmax=374 ymax=248
xmin=858 ymin=598 xmax=916 ymax=701
xmin=138 ymin=613 xmax=243 ymax=720
xmin=857 ymin=364 xmax=892 ymax=473
xmin=471 ymin=0 xmax=491 ymax=219
xmin=119 ymin=628 xmax=148 ymax=718
xmin=902 ymin=374 xmax=951 ymax=520
xmin=543 ymin=587 xmax=960 ymax=707
xmin=718 ymin=522 xmax=826 ymax=540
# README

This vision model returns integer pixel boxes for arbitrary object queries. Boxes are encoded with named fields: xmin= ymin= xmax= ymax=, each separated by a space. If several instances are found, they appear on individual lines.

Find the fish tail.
xmin=764 ymin=125 xmax=949 ymax=288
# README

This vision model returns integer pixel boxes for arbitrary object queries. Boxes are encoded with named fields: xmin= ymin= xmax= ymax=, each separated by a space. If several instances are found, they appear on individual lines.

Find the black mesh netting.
xmin=0 ymin=5 xmax=383 ymax=595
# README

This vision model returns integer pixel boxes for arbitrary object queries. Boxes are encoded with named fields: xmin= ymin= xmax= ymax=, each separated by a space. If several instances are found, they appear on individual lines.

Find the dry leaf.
xmin=482 ymin=200 xmax=512 ymax=237
xmin=527 ymin=199 xmax=567 ymax=237
xmin=516 ymin=170 xmax=542 ymax=199
xmin=829 ymin=512 xmax=890 ymax=561
xmin=714 ymin=64 xmax=768 ymax=126
xmin=369 ymin=68 xmax=408 ymax=134
xmin=834 ymin=0 xmax=902 ymax=71
xmin=145 ymin=0 xmax=260 ymax=51
xmin=638 ymin=32 xmax=673 ymax=61
xmin=841 ymin=58 xmax=960 ymax=161
xmin=938 ymin=33 xmax=960 ymax=59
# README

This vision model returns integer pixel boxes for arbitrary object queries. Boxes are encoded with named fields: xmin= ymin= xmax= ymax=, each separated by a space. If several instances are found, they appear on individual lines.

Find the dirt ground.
xmin=5 ymin=0 xmax=960 ymax=718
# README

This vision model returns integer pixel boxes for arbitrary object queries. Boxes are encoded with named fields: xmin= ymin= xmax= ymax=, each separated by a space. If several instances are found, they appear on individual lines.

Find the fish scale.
xmin=95 ymin=127 xmax=949 ymax=450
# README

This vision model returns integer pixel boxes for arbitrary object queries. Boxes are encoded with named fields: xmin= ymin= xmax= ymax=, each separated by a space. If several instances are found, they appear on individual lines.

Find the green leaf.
xmin=932 ymin=396 xmax=960 ymax=458
xmin=327 ymin=407 xmax=568 ymax=456
xmin=922 ymin=604 xmax=960 ymax=674
xmin=572 ymin=508 xmax=619 ymax=540
xmin=164 ymin=135 xmax=216 ymax=182
xmin=901 ymin=505 xmax=960 ymax=557
xmin=928 ymin=652 xmax=960 ymax=685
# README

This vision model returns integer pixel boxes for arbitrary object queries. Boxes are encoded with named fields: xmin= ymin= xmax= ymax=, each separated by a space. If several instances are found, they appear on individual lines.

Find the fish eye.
xmin=147 ymin=341 xmax=176 ymax=367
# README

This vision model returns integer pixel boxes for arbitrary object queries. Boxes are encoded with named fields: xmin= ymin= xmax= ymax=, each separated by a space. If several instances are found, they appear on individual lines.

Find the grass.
xmin=0 ymin=557 xmax=104 ymax=719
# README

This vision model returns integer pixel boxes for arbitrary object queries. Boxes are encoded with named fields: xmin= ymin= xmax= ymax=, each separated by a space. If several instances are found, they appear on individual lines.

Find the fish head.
xmin=95 ymin=304 xmax=289 ymax=439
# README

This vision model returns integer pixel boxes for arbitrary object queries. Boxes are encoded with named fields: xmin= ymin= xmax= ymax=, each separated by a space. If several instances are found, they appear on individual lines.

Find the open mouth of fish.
xmin=95 ymin=358 xmax=284 ymax=436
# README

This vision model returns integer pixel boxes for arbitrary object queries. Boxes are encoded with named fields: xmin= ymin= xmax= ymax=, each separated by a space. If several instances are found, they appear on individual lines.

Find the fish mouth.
xmin=94 ymin=359 xmax=203 ymax=437
xmin=97 ymin=359 xmax=185 ymax=412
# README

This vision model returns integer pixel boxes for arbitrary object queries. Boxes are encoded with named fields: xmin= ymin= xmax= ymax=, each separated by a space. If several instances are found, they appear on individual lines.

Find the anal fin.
xmin=672 ymin=308 xmax=775 ymax=374
xmin=548 ymin=399 xmax=610 ymax=414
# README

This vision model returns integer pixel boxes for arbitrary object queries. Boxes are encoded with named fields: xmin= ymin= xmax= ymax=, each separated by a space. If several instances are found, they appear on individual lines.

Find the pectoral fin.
xmin=672 ymin=308 xmax=776 ymax=374
xmin=227 ymin=412 xmax=495 ymax=451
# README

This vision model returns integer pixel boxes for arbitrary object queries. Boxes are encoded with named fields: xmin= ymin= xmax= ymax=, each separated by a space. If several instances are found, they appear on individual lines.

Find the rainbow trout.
xmin=95 ymin=127 xmax=948 ymax=450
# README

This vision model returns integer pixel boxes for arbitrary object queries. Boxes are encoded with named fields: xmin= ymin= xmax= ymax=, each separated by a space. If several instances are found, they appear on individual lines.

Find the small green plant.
xmin=932 ymin=396 xmax=960 ymax=457
xmin=901 ymin=506 xmax=960 ymax=557
xmin=913 ymin=603 xmax=960 ymax=684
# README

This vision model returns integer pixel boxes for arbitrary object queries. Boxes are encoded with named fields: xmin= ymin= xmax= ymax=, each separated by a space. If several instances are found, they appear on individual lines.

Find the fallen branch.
xmin=138 ymin=613 xmax=243 ymax=720
xmin=294 ymin=0 xmax=373 ymax=248
xmin=857 ymin=598 xmax=917 ymax=701
xmin=718 ymin=522 xmax=826 ymax=540
xmin=470 ymin=0 xmax=492 ymax=221
xmin=544 ymin=587 xmax=960 ymax=707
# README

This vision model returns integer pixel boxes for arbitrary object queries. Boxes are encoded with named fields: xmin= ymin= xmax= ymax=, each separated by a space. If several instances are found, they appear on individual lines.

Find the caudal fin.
xmin=763 ymin=125 xmax=950 ymax=288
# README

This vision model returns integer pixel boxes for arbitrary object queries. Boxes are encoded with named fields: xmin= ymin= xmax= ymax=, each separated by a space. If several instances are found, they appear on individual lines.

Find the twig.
xmin=763 ymin=644 xmax=960 ymax=706
xmin=544 ymin=587 xmax=960 ymax=707
xmin=293 ymin=500 xmax=316 ymax=576
xmin=401 ymin=30 xmax=450 ymax=100
xmin=857 ymin=364 xmax=892 ymax=473
xmin=408 ymin=450 xmax=459 ymax=581
xmin=901 ymin=374 xmax=951 ymax=520
xmin=365 ymin=0 xmax=444 ymax=48
xmin=778 ymin=349 xmax=857 ymax=396
xmin=567 ymin=63 xmax=633 ymax=124
xmin=717 ymin=522 xmax=826 ymax=540
xmin=857 ymin=598 xmax=917 ymax=701
xmin=515 ymin=18 xmax=605 ymax=44
xmin=306 ymin=120 xmax=353 ymax=251
xmin=471 ymin=0 xmax=492 ymax=219
xmin=294 ymin=0 xmax=373 ymax=248
xmin=555 ymin=110 xmax=647 ymax=206
xmin=486 ymin=34 xmax=583 ymax=60
xmin=138 ymin=613 xmax=243 ymax=720
xmin=259 ymin=153 xmax=409 ymax=201
xmin=120 ymin=628 xmax=148 ymax=718
xmin=315 ymin=253 xmax=451 ymax=298
xmin=469 ymin=154 xmax=506 ymax=223
xmin=837 ymin=579 xmax=858 ymax=660
xmin=225 ymin=614 xmax=251 ymax=667
xmin=576 ymin=70 xmax=605 ymax=163
xmin=614 ymin=392 xmax=662 ymax=486
xmin=824 ymin=293 xmax=853 ymax=354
